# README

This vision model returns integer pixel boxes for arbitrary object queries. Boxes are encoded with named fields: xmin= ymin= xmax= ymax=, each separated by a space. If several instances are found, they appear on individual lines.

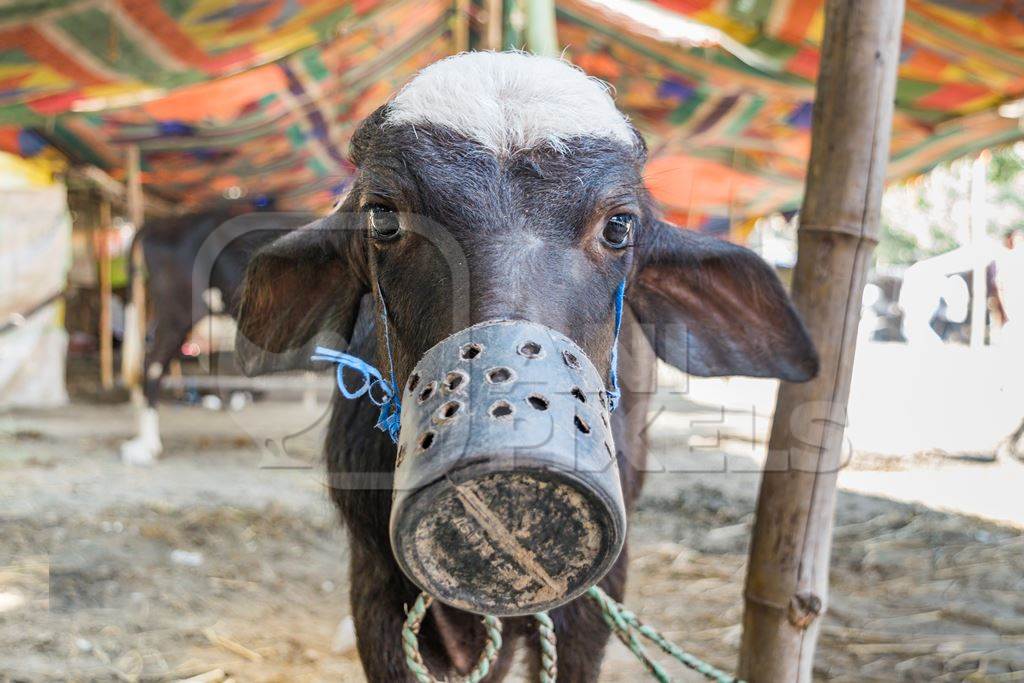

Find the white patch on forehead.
xmin=385 ymin=51 xmax=635 ymax=156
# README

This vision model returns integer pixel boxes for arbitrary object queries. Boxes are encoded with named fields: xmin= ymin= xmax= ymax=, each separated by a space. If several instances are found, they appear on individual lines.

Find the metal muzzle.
xmin=390 ymin=320 xmax=626 ymax=616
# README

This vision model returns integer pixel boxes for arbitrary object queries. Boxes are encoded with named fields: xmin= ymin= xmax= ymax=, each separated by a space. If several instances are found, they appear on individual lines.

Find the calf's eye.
xmin=602 ymin=214 xmax=635 ymax=249
xmin=366 ymin=204 xmax=401 ymax=241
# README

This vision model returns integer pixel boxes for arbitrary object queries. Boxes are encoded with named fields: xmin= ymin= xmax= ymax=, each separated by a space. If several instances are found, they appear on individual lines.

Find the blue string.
xmin=311 ymin=286 xmax=402 ymax=444
xmin=311 ymin=347 xmax=402 ymax=443
xmin=607 ymin=278 xmax=627 ymax=412
xmin=374 ymin=286 xmax=402 ymax=441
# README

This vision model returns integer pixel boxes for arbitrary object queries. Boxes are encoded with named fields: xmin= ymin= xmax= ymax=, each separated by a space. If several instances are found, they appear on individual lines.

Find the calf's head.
xmin=236 ymin=52 xmax=817 ymax=615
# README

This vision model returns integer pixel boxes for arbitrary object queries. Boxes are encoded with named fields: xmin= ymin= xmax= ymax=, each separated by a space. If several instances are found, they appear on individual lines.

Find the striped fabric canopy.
xmin=0 ymin=0 xmax=453 ymax=210
xmin=559 ymin=0 xmax=1024 ymax=234
xmin=1 ymin=0 xmax=1023 ymax=229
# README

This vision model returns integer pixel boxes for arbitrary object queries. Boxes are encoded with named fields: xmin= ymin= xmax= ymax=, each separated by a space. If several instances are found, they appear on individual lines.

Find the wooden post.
xmin=484 ymin=0 xmax=503 ymax=50
xmin=122 ymin=144 xmax=147 ymax=396
xmin=524 ymin=0 xmax=558 ymax=57
xmin=453 ymin=0 xmax=470 ymax=53
xmin=168 ymin=358 xmax=184 ymax=400
xmin=738 ymin=1 xmax=904 ymax=680
xmin=97 ymin=199 xmax=114 ymax=391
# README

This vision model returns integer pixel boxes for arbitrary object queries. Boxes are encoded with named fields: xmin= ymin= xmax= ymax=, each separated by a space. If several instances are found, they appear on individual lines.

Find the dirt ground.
xmin=2 ymin=396 xmax=1023 ymax=682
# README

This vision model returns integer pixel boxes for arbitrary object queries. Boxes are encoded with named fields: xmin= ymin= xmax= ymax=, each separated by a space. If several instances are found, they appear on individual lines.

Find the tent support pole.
xmin=98 ymin=199 xmax=114 ymax=391
xmin=737 ymin=1 xmax=904 ymax=680
xmin=484 ymin=0 xmax=503 ymax=50
xmin=453 ymin=0 xmax=470 ymax=53
xmin=525 ymin=0 xmax=557 ymax=57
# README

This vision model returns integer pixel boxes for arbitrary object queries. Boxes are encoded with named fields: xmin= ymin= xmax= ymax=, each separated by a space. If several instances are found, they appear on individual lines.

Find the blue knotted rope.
xmin=311 ymin=346 xmax=401 ymax=442
xmin=606 ymin=278 xmax=627 ymax=412
xmin=375 ymin=284 xmax=402 ymax=440
xmin=311 ymin=285 xmax=401 ymax=443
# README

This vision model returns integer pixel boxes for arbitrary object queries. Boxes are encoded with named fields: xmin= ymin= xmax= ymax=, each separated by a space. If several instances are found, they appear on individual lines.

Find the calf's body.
xmin=235 ymin=52 xmax=817 ymax=680
xmin=121 ymin=209 xmax=308 ymax=465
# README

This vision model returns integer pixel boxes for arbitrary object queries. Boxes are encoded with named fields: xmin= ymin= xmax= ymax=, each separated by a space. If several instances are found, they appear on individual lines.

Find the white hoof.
xmin=228 ymin=391 xmax=251 ymax=412
xmin=121 ymin=437 xmax=161 ymax=466
xmin=331 ymin=616 xmax=357 ymax=654
xmin=201 ymin=394 xmax=223 ymax=411
xmin=122 ymin=407 xmax=162 ymax=466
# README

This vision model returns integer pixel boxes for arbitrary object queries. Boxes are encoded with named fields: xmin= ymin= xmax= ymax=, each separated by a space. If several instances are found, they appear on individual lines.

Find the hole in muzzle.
xmin=574 ymin=415 xmax=591 ymax=434
xmin=444 ymin=370 xmax=467 ymax=393
xmin=460 ymin=343 xmax=483 ymax=360
xmin=486 ymin=367 xmax=515 ymax=384
xmin=527 ymin=394 xmax=549 ymax=411
xmin=571 ymin=387 xmax=587 ymax=403
xmin=435 ymin=400 xmax=462 ymax=422
xmin=407 ymin=373 xmax=420 ymax=392
xmin=489 ymin=400 xmax=514 ymax=419
xmin=419 ymin=431 xmax=436 ymax=450
xmin=518 ymin=341 xmax=543 ymax=358
xmin=562 ymin=350 xmax=581 ymax=370
xmin=418 ymin=382 xmax=437 ymax=404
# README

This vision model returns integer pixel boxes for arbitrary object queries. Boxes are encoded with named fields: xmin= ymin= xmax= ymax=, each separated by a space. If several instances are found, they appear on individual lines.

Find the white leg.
xmin=120 ymin=407 xmax=163 ymax=466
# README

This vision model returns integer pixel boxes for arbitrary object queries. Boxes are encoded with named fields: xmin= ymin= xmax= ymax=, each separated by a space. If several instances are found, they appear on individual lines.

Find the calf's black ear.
xmin=235 ymin=212 xmax=368 ymax=376
xmin=628 ymin=221 xmax=818 ymax=382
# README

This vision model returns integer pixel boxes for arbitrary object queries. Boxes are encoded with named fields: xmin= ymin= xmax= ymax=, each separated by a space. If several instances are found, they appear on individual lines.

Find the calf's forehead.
xmin=382 ymin=51 xmax=638 ymax=158
xmin=357 ymin=126 xmax=645 ymax=221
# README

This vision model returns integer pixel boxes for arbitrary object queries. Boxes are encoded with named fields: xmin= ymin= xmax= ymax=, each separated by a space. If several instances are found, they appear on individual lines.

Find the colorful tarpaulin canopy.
xmin=0 ymin=0 xmax=453 ymax=210
xmin=559 ymin=0 xmax=1024 ymax=233
xmin=1 ymin=0 xmax=1023 ymax=230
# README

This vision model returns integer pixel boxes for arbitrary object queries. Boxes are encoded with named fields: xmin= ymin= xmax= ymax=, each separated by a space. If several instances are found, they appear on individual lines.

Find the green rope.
xmin=402 ymin=592 xmax=503 ymax=683
xmin=587 ymin=586 xmax=742 ymax=683
xmin=588 ymin=586 xmax=672 ymax=682
xmin=402 ymin=588 xmax=743 ymax=683
xmin=534 ymin=610 xmax=557 ymax=683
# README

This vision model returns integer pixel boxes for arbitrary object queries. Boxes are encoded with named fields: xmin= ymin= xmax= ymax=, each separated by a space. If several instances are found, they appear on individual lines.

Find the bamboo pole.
xmin=122 ymin=145 xmax=146 ymax=394
xmin=484 ymin=0 xmax=503 ymax=51
xmin=71 ymin=165 xmax=175 ymax=216
xmin=97 ymin=199 xmax=114 ymax=391
xmin=127 ymin=144 xmax=144 ymax=242
xmin=524 ymin=0 xmax=558 ymax=57
xmin=453 ymin=0 xmax=470 ymax=53
xmin=738 ymin=1 xmax=904 ymax=680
